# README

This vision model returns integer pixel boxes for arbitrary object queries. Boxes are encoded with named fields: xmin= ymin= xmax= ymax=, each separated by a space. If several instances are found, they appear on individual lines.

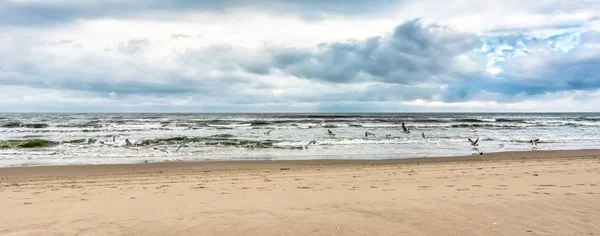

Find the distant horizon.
xmin=2 ymin=111 xmax=600 ymax=114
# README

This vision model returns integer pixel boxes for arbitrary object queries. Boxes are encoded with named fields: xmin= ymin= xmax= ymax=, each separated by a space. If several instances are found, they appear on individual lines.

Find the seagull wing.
xmin=534 ymin=139 xmax=539 ymax=142
xmin=474 ymin=137 xmax=479 ymax=144
xmin=125 ymin=139 xmax=133 ymax=147
xmin=468 ymin=138 xmax=474 ymax=144
xmin=175 ymin=143 xmax=185 ymax=153
xmin=133 ymin=138 xmax=144 ymax=147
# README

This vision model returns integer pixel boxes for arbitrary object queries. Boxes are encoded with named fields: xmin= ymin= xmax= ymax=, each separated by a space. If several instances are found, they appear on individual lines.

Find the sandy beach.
xmin=1 ymin=149 xmax=599 ymax=236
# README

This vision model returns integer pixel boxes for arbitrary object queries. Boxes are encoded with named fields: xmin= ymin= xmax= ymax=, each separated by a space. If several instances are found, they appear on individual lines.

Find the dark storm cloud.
xmin=253 ymin=19 xmax=485 ymax=85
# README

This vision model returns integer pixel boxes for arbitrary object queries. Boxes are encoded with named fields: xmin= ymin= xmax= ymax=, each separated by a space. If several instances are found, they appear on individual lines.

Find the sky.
xmin=0 ymin=0 xmax=599 ymax=112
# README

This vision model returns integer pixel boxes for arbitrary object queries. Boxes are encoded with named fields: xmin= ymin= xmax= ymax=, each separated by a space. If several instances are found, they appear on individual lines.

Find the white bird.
xmin=469 ymin=125 xmax=478 ymax=134
xmin=468 ymin=137 xmax=479 ymax=146
xmin=402 ymin=122 xmax=411 ymax=134
xmin=154 ymin=146 xmax=170 ymax=154
xmin=133 ymin=138 xmax=144 ymax=147
xmin=305 ymin=140 xmax=317 ymax=149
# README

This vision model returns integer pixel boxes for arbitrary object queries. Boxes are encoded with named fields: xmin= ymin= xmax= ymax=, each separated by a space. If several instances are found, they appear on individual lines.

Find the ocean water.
xmin=0 ymin=113 xmax=599 ymax=167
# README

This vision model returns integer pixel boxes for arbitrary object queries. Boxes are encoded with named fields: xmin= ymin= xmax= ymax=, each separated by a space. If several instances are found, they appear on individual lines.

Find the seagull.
xmin=468 ymin=137 xmax=479 ymax=146
xmin=530 ymin=138 xmax=540 ymax=147
xmin=133 ymin=138 xmax=144 ymax=147
xmin=365 ymin=132 xmax=376 ymax=138
xmin=125 ymin=139 xmax=133 ymax=147
xmin=305 ymin=140 xmax=317 ymax=149
xmin=402 ymin=122 xmax=411 ymax=134
xmin=327 ymin=129 xmax=335 ymax=136
xmin=154 ymin=146 xmax=170 ymax=154
xmin=264 ymin=130 xmax=274 ymax=135
xmin=469 ymin=125 xmax=478 ymax=134
xmin=421 ymin=132 xmax=427 ymax=139
xmin=175 ymin=143 xmax=186 ymax=153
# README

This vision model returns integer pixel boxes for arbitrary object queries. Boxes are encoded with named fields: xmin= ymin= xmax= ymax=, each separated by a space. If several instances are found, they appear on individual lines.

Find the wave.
xmin=2 ymin=122 xmax=49 ymax=128
xmin=0 ymin=139 xmax=58 ymax=149
xmin=495 ymin=118 xmax=528 ymax=123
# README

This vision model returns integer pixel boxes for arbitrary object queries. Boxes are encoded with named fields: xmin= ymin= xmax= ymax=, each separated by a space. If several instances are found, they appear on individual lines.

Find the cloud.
xmin=0 ymin=1 xmax=599 ymax=113
xmin=117 ymin=39 xmax=150 ymax=54
xmin=241 ymin=20 xmax=486 ymax=87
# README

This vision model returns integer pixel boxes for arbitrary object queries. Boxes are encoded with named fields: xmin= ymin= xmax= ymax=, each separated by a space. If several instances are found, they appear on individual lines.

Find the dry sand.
xmin=1 ymin=149 xmax=599 ymax=236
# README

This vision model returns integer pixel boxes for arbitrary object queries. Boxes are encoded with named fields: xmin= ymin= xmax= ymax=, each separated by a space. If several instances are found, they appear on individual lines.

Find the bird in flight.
xmin=402 ymin=122 xmax=411 ymax=134
xmin=468 ymin=137 xmax=479 ymax=146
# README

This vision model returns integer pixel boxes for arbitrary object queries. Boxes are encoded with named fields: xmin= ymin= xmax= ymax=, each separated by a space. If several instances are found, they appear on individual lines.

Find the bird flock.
xmin=109 ymin=120 xmax=541 ymax=156
xmin=301 ymin=122 xmax=541 ymax=155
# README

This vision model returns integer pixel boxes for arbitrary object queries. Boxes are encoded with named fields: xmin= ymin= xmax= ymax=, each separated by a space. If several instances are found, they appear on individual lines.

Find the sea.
xmin=0 ymin=113 xmax=599 ymax=167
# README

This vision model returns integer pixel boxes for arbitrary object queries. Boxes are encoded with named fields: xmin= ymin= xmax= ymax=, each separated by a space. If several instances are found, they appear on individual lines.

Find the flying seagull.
xmin=469 ymin=125 xmax=478 ymax=134
xmin=530 ymin=138 xmax=540 ymax=147
xmin=468 ymin=137 xmax=479 ymax=146
xmin=133 ymin=138 xmax=144 ymax=147
xmin=154 ymin=146 xmax=170 ymax=154
xmin=264 ymin=130 xmax=274 ymax=135
xmin=305 ymin=140 xmax=317 ymax=149
xmin=175 ymin=143 xmax=186 ymax=153
xmin=402 ymin=122 xmax=411 ymax=134
xmin=327 ymin=129 xmax=335 ymax=136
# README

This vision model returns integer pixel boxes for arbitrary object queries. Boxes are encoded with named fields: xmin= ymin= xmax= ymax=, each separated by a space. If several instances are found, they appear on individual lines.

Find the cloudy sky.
xmin=1 ymin=0 xmax=599 ymax=112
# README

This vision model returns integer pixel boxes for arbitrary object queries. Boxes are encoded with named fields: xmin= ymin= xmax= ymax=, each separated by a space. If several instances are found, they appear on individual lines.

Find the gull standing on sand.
xmin=402 ymin=122 xmax=411 ymax=134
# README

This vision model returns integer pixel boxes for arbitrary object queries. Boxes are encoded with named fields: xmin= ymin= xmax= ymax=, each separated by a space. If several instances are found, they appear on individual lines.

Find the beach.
xmin=1 ymin=149 xmax=599 ymax=236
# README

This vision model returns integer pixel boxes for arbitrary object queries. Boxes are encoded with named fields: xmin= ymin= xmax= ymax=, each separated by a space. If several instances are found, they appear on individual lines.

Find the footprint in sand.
xmin=156 ymin=185 xmax=170 ymax=189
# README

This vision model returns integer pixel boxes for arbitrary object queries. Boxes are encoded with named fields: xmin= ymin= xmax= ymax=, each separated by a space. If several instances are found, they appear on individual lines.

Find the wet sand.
xmin=1 ymin=149 xmax=600 ymax=235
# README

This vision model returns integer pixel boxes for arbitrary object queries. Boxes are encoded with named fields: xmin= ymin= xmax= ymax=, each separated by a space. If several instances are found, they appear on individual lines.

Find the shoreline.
xmin=2 ymin=149 xmax=599 ymax=178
